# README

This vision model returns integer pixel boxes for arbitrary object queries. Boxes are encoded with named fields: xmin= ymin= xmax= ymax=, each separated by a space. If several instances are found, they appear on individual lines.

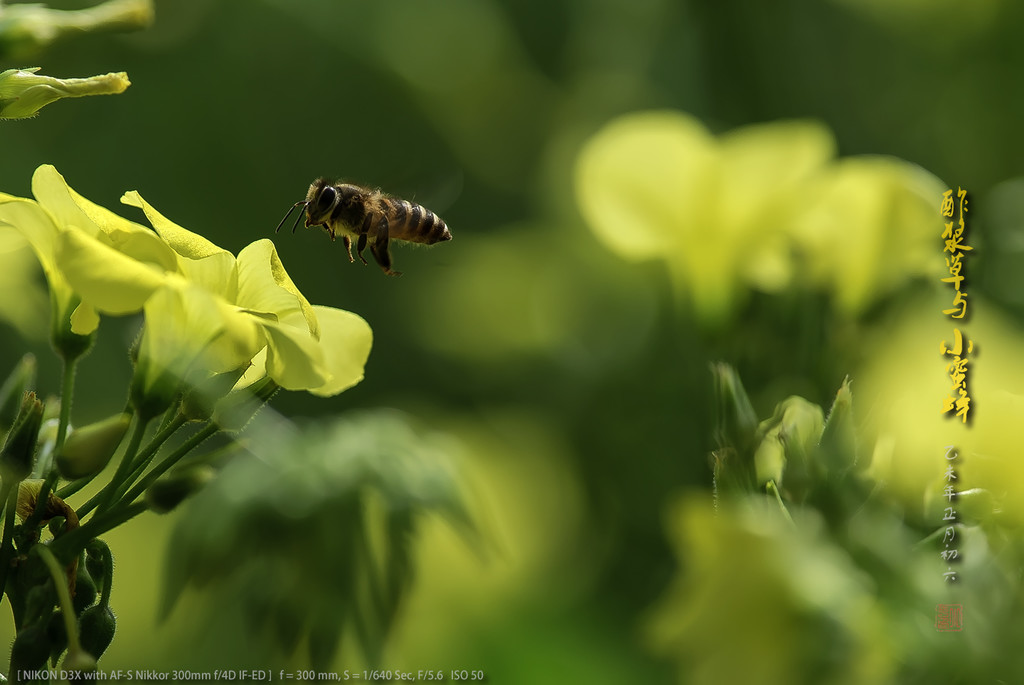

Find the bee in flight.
xmin=275 ymin=178 xmax=452 ymax=276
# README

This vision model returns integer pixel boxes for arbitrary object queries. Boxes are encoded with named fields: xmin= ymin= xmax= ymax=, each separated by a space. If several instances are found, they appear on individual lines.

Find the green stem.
xmin=92 ymin=540 xmax=114 ymax=609
xmin=55 ymin=356 xmax=78 ymax=455
xmin=116 ymin=422 xmax=218 ymax=510
xmin=157 ymin=397 xmax=182 ymax=433
xmin=766 ymin=480 xmax=795 ymax=526
xmin=36 ymin=545 xmax=82 ymax=655
xmin=56 ymin=476 xmax=92 ymax=500
xmin=81 ymin=415 xmax=149 ymax=519
xmin=114 ymin=413 xmax=188 ymax=502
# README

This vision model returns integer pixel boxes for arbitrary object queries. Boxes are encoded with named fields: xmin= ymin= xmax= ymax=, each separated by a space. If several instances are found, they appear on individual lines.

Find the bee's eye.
xmin=316 ymin=185 xmax=337 ymax=211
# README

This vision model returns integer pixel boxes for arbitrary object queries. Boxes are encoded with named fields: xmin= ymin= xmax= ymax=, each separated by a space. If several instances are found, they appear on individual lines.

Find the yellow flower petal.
xmin=306 ymin=305 xmax=372 ymax=397
xmin=177 ymin=251 xmax=239 ymax=302
xmin=31 ymin=165 xmax=102 ymax=237
xmin=33 ymin=165 xmax=178 ymax=272
xmin=70 ymin=302 xmax=100 ymax=335
xmin=237 ymin=239 xmax=319 ymax=339
xmin=204 ymin=297 xmax=263 ymax=374
xmin=575 ymin=110 xmax=717 ymax=261
xmin=133 ymin=284 xmax=223 ymax=414
xmin=121 ymin=190 xmax=230 ymax=260
xmin=56 ymin=229 xmax=166 ymax=314
xmin=791 ymin=157 xmax=945 ymax=315
xmin=260 ymin=318 xmax=330 ymax=391
xmin=0 ymin=194 xmax=86 ymax=331
xmin=0 ymin=195 xmax=61 ymax=278
xmin=233 ymin=347 xmax=268 ymax=392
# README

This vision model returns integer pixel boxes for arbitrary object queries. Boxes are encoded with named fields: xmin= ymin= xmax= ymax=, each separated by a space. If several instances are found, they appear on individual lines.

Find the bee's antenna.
xmin=275 ymin=201 xmax=308 ymax=234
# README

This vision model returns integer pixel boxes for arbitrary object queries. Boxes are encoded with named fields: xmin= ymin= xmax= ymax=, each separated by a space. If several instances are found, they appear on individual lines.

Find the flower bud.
xmin=55 ymin=413 xmax=131 ymax=480
xmin=0 ymin=67 xmax=131 ymax=119
xmin=22 ymin=582 xmax=57 ymax=627
xmin=0 ymin=0 xmax=153 ymax=61
xmin=9 ymin=622 xmax=51 ymax=672
xmin=776 ymin=396 xmax=825 ymax=497
xmin=0 ymin=391 xmax=44 ymax=483
xmin=77 ymin=604 xmax=116 ymax=660
xmin=777 ymin=396 xmax=825 ymax=463
xmin=145 ymin=465 xmax=215 ymax=514
xmin=753 ymin=428 xmax=785 ymax=486
xmin=0 ymin=353 xmax=36 ymax=433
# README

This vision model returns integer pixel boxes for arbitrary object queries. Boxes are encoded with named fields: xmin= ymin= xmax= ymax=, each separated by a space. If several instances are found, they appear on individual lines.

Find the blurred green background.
xmin=3 ymin=0 xmax=1024 ymax=682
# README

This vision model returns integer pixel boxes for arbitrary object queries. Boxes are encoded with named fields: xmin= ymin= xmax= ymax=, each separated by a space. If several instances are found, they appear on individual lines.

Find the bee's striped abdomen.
xmin=387 ymin=198 xmax=452 ymax=245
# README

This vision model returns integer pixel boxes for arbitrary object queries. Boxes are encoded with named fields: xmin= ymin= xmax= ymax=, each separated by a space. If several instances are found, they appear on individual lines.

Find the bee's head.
xmin=274 ymin=179 xmax=362 ymax=235
xmin=302 ymin=178 xmax=338 ymax=227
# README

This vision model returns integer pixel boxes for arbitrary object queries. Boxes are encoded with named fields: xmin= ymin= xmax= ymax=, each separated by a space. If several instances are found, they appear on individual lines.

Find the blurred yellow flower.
xmin=574 ymin=111 xmax=945 ymax=323
xmin=791 ymin=157 xmax=945 ymax=315
xmin=648 ymin=495 xmax=896 ymax=685
xmin=0 ymin=0 xmax=153 ymax=61
xmin=856 ymin=293 xmax=1024 ymax=527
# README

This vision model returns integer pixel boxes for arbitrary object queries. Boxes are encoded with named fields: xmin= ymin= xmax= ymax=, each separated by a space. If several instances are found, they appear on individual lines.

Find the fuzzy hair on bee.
xmin=274 ymin=178 xmax=452 ymax=276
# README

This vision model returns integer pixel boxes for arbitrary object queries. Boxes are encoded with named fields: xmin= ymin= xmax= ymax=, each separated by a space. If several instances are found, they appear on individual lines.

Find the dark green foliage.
xmin=163 ymin=410 xmax=475 ymax=669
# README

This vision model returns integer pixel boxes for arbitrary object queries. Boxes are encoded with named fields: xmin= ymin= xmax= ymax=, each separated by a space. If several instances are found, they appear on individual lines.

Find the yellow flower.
xmin=1 ymin=165 xmax=371 ymax=414
xmin=648 ymin=495 xmax=897 ymax=685
xmin=575 ymin=111 xmax=944 ymax=322
xmin=856 ymin=293 xmax=1024 ymax=527
xmin=575 ymin=111 xmax=833 ymax=323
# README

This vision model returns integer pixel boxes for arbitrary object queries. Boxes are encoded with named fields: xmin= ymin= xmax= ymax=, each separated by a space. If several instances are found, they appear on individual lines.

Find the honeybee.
xmin=275 ymin=178 xmax=452 ymax=276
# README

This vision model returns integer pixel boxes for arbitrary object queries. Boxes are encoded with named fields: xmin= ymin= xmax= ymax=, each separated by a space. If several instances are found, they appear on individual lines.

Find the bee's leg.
xmin=356 ymin=234 xmax=369 ymax=265
xmin=342 ymin=236 xmax=355 ymax=263
xmin=321 ymin=223 xmax=335 ymax=241
xmin=370 ymin=216 xmax=401 ymax=276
